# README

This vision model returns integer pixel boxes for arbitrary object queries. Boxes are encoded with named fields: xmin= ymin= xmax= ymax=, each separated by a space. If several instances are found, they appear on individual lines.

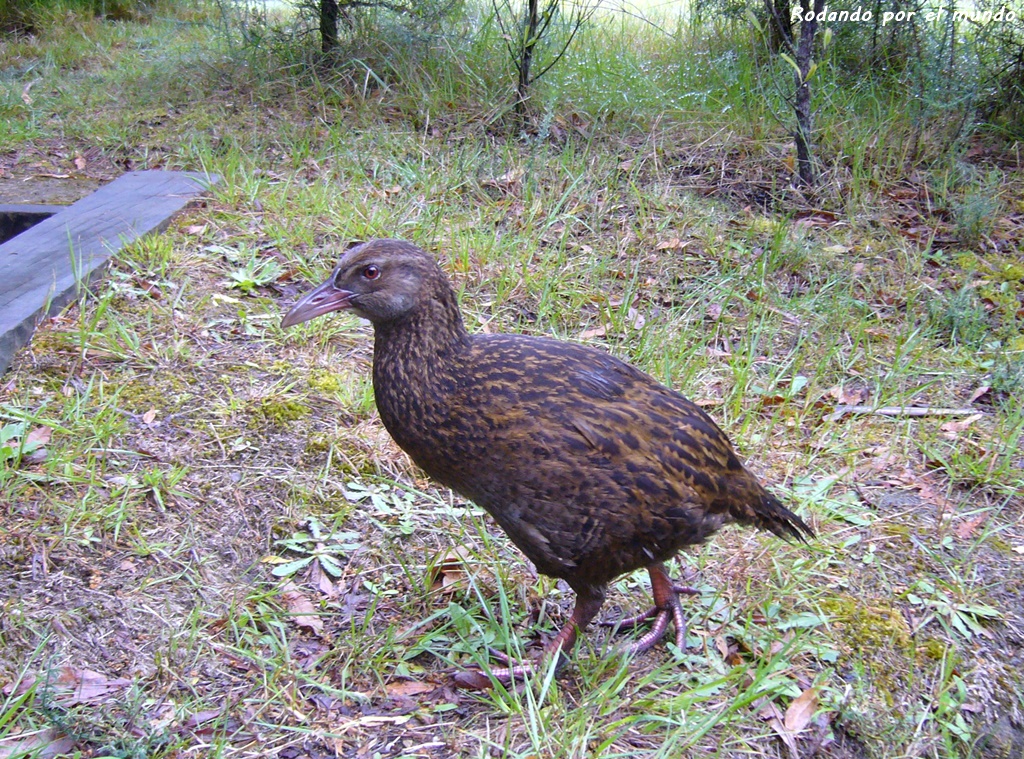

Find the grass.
xmin=0 ymin=2 xmax=1022 ymax=757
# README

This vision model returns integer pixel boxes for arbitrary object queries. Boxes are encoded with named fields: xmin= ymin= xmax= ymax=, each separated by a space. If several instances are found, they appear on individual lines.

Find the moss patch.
xmin=249 ymin=397 xmax=309 ymax=428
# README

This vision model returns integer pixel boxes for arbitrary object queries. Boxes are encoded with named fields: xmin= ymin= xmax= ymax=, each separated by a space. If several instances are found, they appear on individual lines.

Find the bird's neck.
xmin=371 ymin=283 xmax=469 ymax=401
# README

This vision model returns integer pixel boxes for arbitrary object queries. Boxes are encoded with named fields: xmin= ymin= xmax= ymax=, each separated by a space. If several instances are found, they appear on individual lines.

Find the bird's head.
xmin=282 ymin=239 xmax=443 ymax=328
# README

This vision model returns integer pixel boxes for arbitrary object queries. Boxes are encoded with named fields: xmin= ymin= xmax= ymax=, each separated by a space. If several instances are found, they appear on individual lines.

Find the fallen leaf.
xmin=25 ymin=426 xmax=51 ymax=446
xmin=579 ymin=325 xmax=607 ymax=340
xmin=827 ymin=385 xmax=866 ymax=405
xmin=183 ymin=709 xmax=223 ymax=729
xmin=968 ymin=385 xmax=990 ymax=404
xmin=281 ymin=582 xmax=324 ymax=634
xmin=10 ymin=667 xmax=133 ymax=705
xmin=73 ymin=154 xmax=86 ymax=171
xmin=954 ymin=515 xmax=987 ymax=540
xmin=429 ymin=547 xmax=472 ymax=594
xmin=705 ymin=303 xmax=723 ymax=320
xmin=769 ymin=716 xmax=799 ymax=755
xmin=784 ymin=687 xmax=819 ymax=733
xmin=940 ymin=413 xmax=983 ymax=438
xmin=385 ymin=680 xmax=435 ymax=698
xmin=625 ymin=307 xmax=645 ymax=330
xmin=142 ymin=409 xmax=158 ymax=425
xmin=482 ymin=168 xmax=524 ymax=191
xmin=0 ymin=728 xmax=75 ymax=759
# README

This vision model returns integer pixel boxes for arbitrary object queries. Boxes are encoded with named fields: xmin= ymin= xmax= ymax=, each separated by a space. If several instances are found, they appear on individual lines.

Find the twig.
xmin=827 ymin=405 xmax=983 ymax=421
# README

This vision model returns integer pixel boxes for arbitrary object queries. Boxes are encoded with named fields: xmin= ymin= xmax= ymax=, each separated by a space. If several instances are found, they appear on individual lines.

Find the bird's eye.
xmin=362 ymin=265 xmax=381 ymax=280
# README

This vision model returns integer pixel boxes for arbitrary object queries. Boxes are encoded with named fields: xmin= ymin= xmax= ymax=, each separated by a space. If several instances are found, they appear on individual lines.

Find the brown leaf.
xmin=385 ymin=680 xmax=435 ymax=698
xmin=0 ymin=728 xmax=75 ymax=759
xmin=73 ymin=154 xmax=87 ymax=171
xmin=579 ymin=325 xmax=607 ymax=340
xmin=141 ymin=409 xmax=158 ymax=425
xmin=940 ymin=413 xmax=983 ymax=438
xmin=827 ymin=385 xmax=866 ymax=405
xmin=183 ymin=709 xmax=223 ymax=729
xmin=968 ymin=385 xmax=991 ymax=404
xmin=25 ymin=426 xmax=51 ymax=446
xmin=482 ymin=168 xmax=524 ymax=191
xmin=16 ymin=667 xmax=133 ymax=706
xmin=281 ymin=582 xmax=324 ymax=634
xmin=954 ymin=514 xmax=987 ymax=540
xmin=429 ymin=547 xmax=472 ymax=594
xmin=784 ymin=687 xmax=819 ymax=733
xmin=769 ymin=717 xmax=799 ymax=755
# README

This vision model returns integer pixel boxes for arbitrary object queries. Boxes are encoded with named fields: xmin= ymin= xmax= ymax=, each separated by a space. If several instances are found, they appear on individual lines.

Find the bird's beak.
xmin=281 ymin=278 xmax=355 ymax=328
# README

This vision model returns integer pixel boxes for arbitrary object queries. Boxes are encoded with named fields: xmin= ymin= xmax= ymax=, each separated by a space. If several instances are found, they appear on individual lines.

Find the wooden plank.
xmin=0 ymin=170 xmax=217 ymax=374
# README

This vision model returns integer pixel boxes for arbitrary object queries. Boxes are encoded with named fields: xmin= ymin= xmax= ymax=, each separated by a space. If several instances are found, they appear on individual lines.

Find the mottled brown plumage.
xmin=283 ymin=239 xmax=812 ymax=688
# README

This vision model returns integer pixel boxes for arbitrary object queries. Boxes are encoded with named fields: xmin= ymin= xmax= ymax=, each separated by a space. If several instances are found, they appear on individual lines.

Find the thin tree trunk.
xmin=793 ymin=0 xmax=824 ymax=187
xmin=320 ymin=0 xmax=339 ymax=54
xmin=515 ymin=0 xmax=541 ymax=115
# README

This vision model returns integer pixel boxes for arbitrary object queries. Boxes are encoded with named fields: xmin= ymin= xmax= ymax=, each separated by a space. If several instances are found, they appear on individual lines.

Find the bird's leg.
xmin=453 ymin=590 xmax=605 ymax=690
xmin=603 ymin=563 xmax=697 ymax=653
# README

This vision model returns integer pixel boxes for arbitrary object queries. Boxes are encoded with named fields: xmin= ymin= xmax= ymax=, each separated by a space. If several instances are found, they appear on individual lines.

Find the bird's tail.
xmin=733 ymin=488 xmax=813 ymax=542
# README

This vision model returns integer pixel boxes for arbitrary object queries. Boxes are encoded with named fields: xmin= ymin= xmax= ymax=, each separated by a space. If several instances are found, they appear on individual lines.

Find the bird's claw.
xmin=605 ymin=582 xmax=697 ymax=654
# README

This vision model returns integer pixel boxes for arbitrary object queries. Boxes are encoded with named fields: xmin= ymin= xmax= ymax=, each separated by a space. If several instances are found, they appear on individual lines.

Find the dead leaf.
xmin=73 ymin=154 xmax=86 ymax=171
xmin=940 ymin=413 xmax=983 ymax=438
xmin=827 ymin=385 xmax=866 ymax=405
xmin=281 ymin=582 xmax=324 ymax=634
xmin=784 ymin=687 xmax=819 ymax=733
xmin=8 ymin=667 xmax=133 ymax=705
xmin=385 ymin=680 xmax=435 ymax=698
xmin=617 ymin=159 xmax=634 ymax=172
xmin=142 ymin=409 xmax=158 ymax=425
xmin=656 ymin=238 xmax=692 ymax=250
xmin=579 ymin=325 xmax=607 ymax=340
xmin=184 ymin=224 xmax=207 ymax=236
xmin=25 ymin=426 xmax=51 ymax=446
xmin=770 ymin=717 xmax=799 ymax=755
xmin=625 ymin=307 xmax=645 ymax=330
xmin=0 ymin=728 xmax=75 ymax=759
xmin=954 ymin=514 xmax=987 ymax=540
xmin=482 ymin=168 xmax=524 ymax=191
xmin=429 ymin=547 xmax=472 ymax=594
xmin=20 ymin=80 xmax=36 ymax=106
xmin=183 ymin=709 xmax=223 ymax=729
xmin=968 ymin=385 xmax=991 ymax=404
xmin=705 ymin=303 xmax=723 ymax=320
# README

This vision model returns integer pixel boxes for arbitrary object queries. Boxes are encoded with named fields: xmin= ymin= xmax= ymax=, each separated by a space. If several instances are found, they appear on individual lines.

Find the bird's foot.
xmin=604 ymin=567 xmax=699 ymax=654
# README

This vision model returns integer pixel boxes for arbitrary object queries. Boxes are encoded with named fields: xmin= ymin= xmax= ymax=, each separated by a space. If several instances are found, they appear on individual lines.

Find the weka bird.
xmin=282 ymin=239 xmax=812 ymax=688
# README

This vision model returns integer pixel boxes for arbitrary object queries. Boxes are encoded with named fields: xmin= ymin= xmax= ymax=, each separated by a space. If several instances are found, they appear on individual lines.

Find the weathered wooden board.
xmin=0 ymin=170 xmax=217 ymax=375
